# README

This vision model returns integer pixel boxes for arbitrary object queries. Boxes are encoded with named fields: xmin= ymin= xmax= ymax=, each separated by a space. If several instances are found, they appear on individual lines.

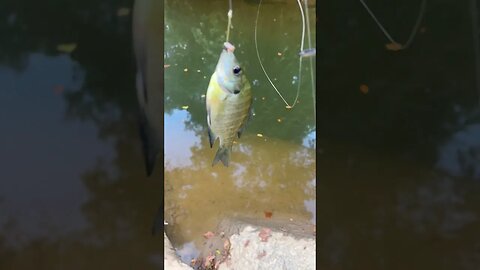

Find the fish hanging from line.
xmin=205 ymin=42 xmax=253 ymax=167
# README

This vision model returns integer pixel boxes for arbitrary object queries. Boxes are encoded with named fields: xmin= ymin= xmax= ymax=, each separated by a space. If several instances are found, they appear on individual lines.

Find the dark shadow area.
xmin=0 ymin=0 xmax=163 ymax=269
xmin=317 ymin=0 xmax=480 ymax=269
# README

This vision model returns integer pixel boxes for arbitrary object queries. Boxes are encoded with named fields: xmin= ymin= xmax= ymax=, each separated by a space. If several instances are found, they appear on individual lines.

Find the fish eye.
xmin=233 ymin=66 xmax=242 ymax=75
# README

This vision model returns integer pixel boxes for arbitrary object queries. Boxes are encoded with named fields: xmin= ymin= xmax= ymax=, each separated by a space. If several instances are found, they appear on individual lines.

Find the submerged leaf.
xmin=56 ymin=43 xmax=77 ymax=53
xmin=359 ymin=84 xmax=369 ymax=94
xmin=385 ymin=42 xmax=403 ymax=51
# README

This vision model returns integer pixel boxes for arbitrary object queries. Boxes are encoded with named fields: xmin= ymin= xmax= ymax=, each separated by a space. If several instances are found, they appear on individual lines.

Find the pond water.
xmin=163 ymin=0 xmax=316 ymax=264
xmin=0 ymin=0 xmax=164 ymax=268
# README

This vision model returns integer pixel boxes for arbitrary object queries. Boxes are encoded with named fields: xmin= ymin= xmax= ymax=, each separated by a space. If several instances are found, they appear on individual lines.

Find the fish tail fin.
xmin=212 ymin=146 xmax=230 ymax=167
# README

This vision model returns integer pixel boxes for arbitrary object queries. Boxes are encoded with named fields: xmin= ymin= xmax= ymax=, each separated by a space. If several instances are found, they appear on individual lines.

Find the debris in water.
xmin=181 ymin=105 xmax=189 ymax=110
xmin=203 ymin=231 xmax=215 ymax=239
xmin=264 ymin=211 xmax=273 ymax=219
xmin=259 ymin=228 xmax=272 ymax=242
xmin=164 ymin=64 xmax=170 ymax=68
xmin=184 ymin=68 xmax=188 ymax=72
xmin=224 ymin=239 xmax=231 ymax=251
xmin=204 ymin=254 xmax=215 ymax=268
xmin=56 ymin=43 xmax=77 ymax=53
xmin=359 ymin=84 xmax=369 ymax=94
xmin=277 ymin=118 xmax=282 ymax=123
xmin=201 ymin=94 xmax=206 ymax=98
xmin=385 ymin=42 xmax=403 ymax=51
xmin=277 ymin=52 xmax=282 ymax=56
xmin=256 ymin=133 xmax=263 ymax=138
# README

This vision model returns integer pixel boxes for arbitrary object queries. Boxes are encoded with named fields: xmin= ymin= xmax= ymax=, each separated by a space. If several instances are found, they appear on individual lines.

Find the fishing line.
xmin=359 ymin=0 xmax=427 ymax=50
xmin=226 ymin=0 xmax=233 ymax=42
xmin=255 ymin=0 xmax=308 ymax=109
xmin=304 ymin=0 xmax=316 ymax=121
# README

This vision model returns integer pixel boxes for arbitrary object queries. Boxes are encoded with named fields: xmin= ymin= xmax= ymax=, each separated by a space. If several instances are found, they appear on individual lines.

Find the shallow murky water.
xmin=0 ymin=1 xmax=164 ymax=269
xmin=164 ymin=0 xmax=317 ymax=263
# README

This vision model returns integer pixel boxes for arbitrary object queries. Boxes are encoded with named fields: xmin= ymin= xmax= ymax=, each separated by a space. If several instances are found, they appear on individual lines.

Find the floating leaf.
xmin=203 ymin=231 xmax=215 ymax=239
xmin=259 ymin=227 xmax=272 ymax=242
xmin=56 ymin=43 xmax=77 ymax=53
xmin=385 ymin=42 xmax=403 ymax=51
xmin=359 ymin=84 xmax=369 ymax=94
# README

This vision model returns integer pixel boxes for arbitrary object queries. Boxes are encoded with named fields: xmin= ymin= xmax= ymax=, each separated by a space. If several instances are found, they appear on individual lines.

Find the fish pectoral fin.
xmin=207 ymin=126 xmax=216 ymax=148
xmin=237 ymin=105 xmax=254 ymax=139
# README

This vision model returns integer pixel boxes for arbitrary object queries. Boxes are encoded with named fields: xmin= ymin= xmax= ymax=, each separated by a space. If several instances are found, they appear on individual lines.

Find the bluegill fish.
xmin=206 ymin=42 xmax=253 ymax=167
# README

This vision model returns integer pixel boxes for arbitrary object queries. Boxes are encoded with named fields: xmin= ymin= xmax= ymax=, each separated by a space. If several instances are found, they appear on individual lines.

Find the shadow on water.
xmin=317 ymin=0 xmax=480 ymax=269
xmin=0 ymin=0 xmax=165 ymax=269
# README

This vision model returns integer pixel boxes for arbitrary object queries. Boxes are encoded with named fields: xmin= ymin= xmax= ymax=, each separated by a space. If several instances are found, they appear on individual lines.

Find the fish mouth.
xmin=223 ymin=42 xmax=235 ymax=53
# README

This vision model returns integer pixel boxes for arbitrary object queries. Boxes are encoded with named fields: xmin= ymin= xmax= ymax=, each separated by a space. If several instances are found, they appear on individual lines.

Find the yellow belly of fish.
xmin=211 ymin=92 xmax=251 ymax=148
